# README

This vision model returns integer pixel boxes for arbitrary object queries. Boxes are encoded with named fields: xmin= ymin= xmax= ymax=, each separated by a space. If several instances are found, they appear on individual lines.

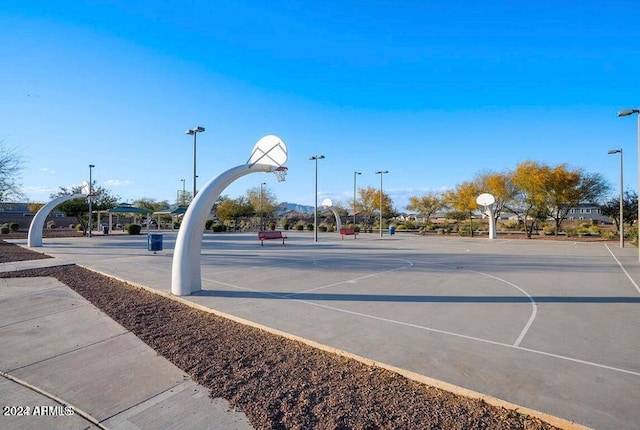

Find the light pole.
xmin=260 ymin=182 xmax=266 ymax=231
xmin=180 ymin=179 xmax=186 ymax=205
xmin=618 ymin=108 xmax=639 ymax=260
xmin=608 ymin=149 xmax=624 ymax=248
xmin=309 ymin=155 xmax=325 ymax=242
xmin=375 ymin=170 xmax=388 ymax=237
xmin=353 ymin=171 xmax=361 ymax=225
xmin=185 ymin=126 xmax=205 ymax=199
xmin=88 ymin=164 xmax=95 ymax=238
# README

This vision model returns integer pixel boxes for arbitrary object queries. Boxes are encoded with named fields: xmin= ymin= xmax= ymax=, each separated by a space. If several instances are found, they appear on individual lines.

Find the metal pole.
xmin=309 ymin=155 xmax=324 ymax=242
xmin=88 ymin=164 xmax=94 ymax=238
xmin=260 ymin=182 xmax=265 ymax=231
xmin=181 ymin=179 xmax=186 ymax=205
xmin=376 ymin=170 xmax=388 ymax=237
xmin=192 ymin=132 xmax=197 ymax=198
xmin=353 ymin=171 xmax=361 ymax=225
xmin=620 ymin=150 xmax=624 ymax=248
xmin=314 ymin=158 xmax=318 ymax=242
xmin=380 ymin=173 xmax=383 ymax=237
xmin=617 ymin=109 xmax=639 ymax=260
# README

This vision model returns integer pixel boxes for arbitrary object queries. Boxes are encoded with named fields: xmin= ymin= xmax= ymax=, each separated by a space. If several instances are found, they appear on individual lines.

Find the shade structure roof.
xmin=108 ymin=204 xmax=153 ymax=214
xmin=153 ymin=204 xmax=188 ymax=216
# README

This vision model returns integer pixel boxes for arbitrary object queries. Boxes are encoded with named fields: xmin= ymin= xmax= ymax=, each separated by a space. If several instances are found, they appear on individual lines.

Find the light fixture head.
xmin=618 ymin=108 xmax=640 ymax=117
xmin=375 ymin=170 xmax=388 ymax=174
xmin=195 ymin=126 xmax=205 ymax=132
xmin=608 ymin=149 xmax=622 ymax=154
xmin=89 ymin=164 xmax=95 ymax=168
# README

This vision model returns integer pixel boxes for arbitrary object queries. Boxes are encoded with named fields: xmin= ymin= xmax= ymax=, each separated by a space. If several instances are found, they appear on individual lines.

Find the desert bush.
xmin=306 ymin=223 xmax=314 ymax=231
xmin=318 ymin=225 xmax=328 ymax=232
xmin=8 ymin=222 xmax=19 ymax=232
xmin=127 ymin=224 xmax=142 ymax=235
xmin=205 ymin=219 xmax=214 ymax=230
xmin=1 ymin=225 xmax=9 ymax=234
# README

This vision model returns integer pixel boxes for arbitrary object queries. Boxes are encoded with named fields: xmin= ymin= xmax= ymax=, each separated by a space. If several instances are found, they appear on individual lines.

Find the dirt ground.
xmin=0 ymin=234 xmax=564 ymax=429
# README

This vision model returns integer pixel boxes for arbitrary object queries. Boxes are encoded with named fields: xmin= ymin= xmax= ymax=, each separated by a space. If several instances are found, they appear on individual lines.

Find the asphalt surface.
xmin=2 ymin=230 xmax=639 ymax=429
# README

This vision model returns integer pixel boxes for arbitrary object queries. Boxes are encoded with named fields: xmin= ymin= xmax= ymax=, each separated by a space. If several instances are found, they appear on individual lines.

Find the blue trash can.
xmin=388 ymin=226 xmax=396 ymax=235
xmin=148 ymin=233 xmax=163 ymax=253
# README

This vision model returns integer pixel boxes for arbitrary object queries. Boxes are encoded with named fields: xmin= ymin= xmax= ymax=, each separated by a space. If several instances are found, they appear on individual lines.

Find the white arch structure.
xmin=171 ymin=135 xmax=287 ymax=296
xmin=28 ymin=193 xmax=85 ymax=247
xmin=322 ymin=199 xmax=343 ymax=232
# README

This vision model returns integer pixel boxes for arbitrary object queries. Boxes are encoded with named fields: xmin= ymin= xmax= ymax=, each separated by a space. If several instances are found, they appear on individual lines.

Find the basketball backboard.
xmin=247 ymin=135 xmax=288 ymax=167
xmin=476 ymin=193 xmax=495 ymax=206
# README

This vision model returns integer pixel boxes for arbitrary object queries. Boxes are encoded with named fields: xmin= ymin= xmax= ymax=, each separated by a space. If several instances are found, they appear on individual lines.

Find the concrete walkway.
xmin=0 ymin=264 xmax=252 ymax=430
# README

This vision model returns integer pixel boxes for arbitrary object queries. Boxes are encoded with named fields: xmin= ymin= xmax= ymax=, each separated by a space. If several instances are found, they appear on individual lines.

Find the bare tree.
xmin=0 ymin=141 xmax=25 ymax=202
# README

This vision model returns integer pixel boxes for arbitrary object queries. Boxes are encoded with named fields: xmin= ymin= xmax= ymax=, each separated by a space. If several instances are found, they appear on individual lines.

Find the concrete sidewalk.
xmin=0 ymin=263 xmax=253 ymax=430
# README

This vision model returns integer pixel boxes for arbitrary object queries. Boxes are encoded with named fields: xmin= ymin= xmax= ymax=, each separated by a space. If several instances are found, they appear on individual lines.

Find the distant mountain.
xmin=276 ymin=202 xmax=314 ymax=214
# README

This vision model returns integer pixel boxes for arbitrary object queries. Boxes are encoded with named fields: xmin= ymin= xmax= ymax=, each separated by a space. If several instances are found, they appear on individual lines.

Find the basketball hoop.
xmin=273 ymin=166 xmax=288 ymax=182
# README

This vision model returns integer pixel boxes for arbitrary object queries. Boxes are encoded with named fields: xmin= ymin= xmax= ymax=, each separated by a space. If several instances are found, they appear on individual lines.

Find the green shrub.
xmin=353 ymin=225 xmax=361 ymax=233
xmin=205 ymin=219 xmax=214 ymax=230
xmin=127 ymin=224 xmax=142 ymax=235
xmin=295 ymin=223 xmax=305 ymax=231
xmin=9 ymin=222 xmax=19 ymax=232
xmin=306 ymin=223 xmax=314 ymax=231
xmin=318 ymin=225 xmax=328 ymax=232
xmin=327 ymin=225 xmax=335 ymax=232
xmin=76 ymin=224 xmax=83 ymax=231
xmin=268 ymin=222 xmax=276 ymax=231
xmin=0 ymin=226 xmax=9 ymax=234
xmin=282 ymin=222 xmax=290 ymax=230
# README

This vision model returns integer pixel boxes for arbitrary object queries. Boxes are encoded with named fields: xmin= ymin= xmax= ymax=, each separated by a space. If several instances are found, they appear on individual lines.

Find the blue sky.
xmin=1 ymin=1 xmax=639 ymax=209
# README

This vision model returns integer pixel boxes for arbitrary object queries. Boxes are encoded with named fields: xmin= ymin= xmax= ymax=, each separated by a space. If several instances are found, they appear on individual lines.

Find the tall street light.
xmin=608 ymin=149 xmax=624 ymax=248
xmin=309 ymin=155 xmax=325 ymax=242
xmin=353 ymin=171 xmax=361 ymax=225
xmin=260 ymin=182 xmax=266 ymax=231
xmin=375 ymin=170 xmax=388 ymax=237
xmin=88 ymin=164 xmax=95 ymax=238
xmin=185 ymin=126 xmax=205 ymax=199
xmin=618 ymin=108 xmax=639 ymax=260
xmin=180 ymin=178 xmax=186 ymax=205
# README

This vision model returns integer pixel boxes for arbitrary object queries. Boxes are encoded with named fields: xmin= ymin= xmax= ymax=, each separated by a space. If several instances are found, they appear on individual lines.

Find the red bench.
xmin=339 ymin=228 xmax=358 ymax=239
xmin=258 ymin=230 xmax=288 ymax=246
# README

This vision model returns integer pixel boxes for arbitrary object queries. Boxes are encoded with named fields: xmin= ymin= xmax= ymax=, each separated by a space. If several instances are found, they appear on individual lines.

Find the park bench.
xmin=339 ymin=228 xmax=358 ymax=239
xmin=258 ymin=230 xmax=288 ymax=246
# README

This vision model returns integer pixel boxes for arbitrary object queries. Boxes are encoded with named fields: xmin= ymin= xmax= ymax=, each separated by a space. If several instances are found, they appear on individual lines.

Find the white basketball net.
xmin=273 ymin=167 xmax=288 ymax=182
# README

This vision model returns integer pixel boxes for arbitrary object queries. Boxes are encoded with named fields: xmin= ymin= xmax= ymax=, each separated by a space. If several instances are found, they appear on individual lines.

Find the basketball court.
xmin=13 ymin=231 xmax=640 ymax=430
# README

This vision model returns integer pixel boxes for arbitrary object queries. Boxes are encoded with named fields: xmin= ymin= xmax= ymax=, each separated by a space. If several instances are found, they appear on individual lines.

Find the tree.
xmin=544 ymin=165 xmax=610 ymax=235
xmin=53 ymin=184 xmax=119 ymax=235
xmin=443 ymin=182 xmax=480 ymax=237
xmin=133 ymin=198 xmax=170 ymax=213
xmin=0 ymin=141 xmax=25 ymax=202
xmin=511 ymin=161 xmax=551 ymax=238
xmin=600 ymin=190 xmax=638 ymax=229
xmin=246 ymin=185 xmax=278 ymax=228
xmin=215 ymin=196 xmax=254 ymax=231
xmin=406 ymin=192 xmax=444 ymax=226
xmin=28 ymin=203 xmax=45 ymax=212
xmin=473 ymin=171 xmax=518 ymax=223
xmin=358 ymin=186 xmax=394 ymax=228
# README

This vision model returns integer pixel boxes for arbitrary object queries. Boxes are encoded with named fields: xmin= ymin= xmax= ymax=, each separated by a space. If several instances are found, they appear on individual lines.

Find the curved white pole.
xmin=28 ymin=193 xmax=85 ymax=247
xmin=325 ymin=206 xmax=342 ymax=231
xmin=171 ymin=163 xmax=275 ymax=296
xmin=487 ymin=206 xmax=496 ymax=239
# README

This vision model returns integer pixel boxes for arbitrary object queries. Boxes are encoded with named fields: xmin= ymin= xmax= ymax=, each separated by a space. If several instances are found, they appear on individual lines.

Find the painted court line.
xmin=604 ymin=243 xmax=640 ymax=294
